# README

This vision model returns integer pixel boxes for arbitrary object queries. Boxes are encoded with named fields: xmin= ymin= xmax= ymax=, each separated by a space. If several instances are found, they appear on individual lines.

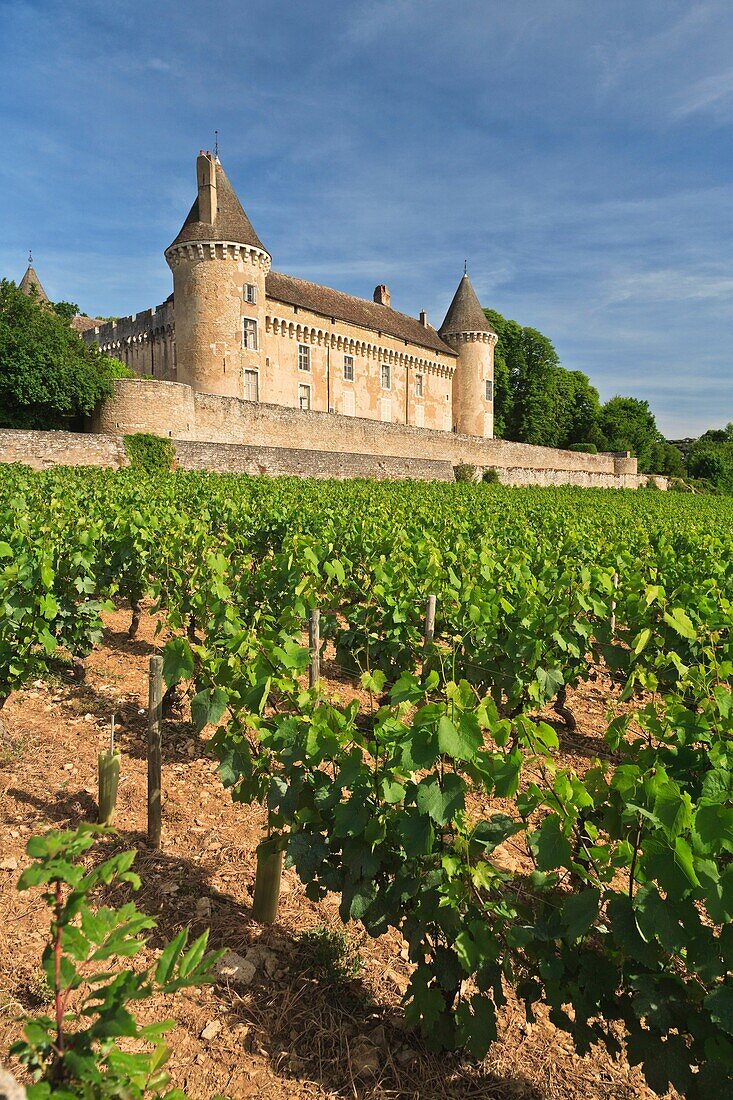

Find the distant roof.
xmin=266 ymin=270 xmax=456 ymax=358
xmin=19 ymin=263 xmax=49 ymax=304
xmin=439 ymin=273 xmax=495 ymax=337
xmin=71 ymin=315 xmax=98 ymax=334
xmin=169 ymin=160 xmax=267 ymax=253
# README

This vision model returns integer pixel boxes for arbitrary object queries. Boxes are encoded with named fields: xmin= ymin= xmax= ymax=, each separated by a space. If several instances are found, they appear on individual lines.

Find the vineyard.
xmin=2 ymin=466 xmax=733 ymax=1098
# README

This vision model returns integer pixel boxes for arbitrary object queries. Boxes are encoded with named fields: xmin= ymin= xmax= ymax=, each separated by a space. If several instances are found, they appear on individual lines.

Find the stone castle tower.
xmin=164 ymin=151 xmax=271 ymax=398
xmin=439 ymin=272 xmax=497 ymax=438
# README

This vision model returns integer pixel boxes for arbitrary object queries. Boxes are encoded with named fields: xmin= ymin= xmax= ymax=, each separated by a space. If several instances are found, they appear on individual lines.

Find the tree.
xmin=484 ymin=309 xmax=514 ymax=438
xmin=596 ymin=396 xmax=662 ymax=472
xmin=51 ymin=300 xmax=80 ymax=322
xmin=0 ymin=279 xmax=129 ymax=429
xmin=688 ymin=447 xmax=730 ymax=487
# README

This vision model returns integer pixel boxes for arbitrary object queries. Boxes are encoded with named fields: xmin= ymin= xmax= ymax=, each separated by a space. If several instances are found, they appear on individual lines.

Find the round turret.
xmin=439 ymin=272 xmax=496 ymax=438
xmin=165 ymin=152 xmax=270 ymax=398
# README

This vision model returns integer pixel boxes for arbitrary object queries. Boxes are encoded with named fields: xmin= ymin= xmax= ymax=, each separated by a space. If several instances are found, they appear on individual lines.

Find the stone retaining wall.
xmin=85 ymin=378 xmax=654 ymax=488
xmin=0 ymin=428 xmax=666 ymax=488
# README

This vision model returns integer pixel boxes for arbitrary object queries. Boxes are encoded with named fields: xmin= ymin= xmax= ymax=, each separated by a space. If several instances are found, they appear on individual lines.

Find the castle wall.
xmin=0 ymin=428 xmax=666 ymax=489
xmin=84 ymin=300 xmax=176 ymax=380
xmin=261 ymin=302 xmax=454 ymax=431
xmin=86 ymin=379 xmax=652 ymax=488
xmin=0 ymin=429 xmax=127 ymax=470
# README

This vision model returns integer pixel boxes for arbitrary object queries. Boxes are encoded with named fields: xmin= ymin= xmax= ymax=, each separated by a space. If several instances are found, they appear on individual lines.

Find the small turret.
xmin=440 ymin=271 xmax=496 ymax=438
xmin=165 ymin=152 xmax=270 ymax=397
xmin=19 ymin=252 xmax=49 ymax=304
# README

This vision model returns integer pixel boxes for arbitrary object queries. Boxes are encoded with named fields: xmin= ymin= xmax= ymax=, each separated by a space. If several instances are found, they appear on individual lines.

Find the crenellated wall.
xmin=83 ymin=299 xmax=176 ymax=380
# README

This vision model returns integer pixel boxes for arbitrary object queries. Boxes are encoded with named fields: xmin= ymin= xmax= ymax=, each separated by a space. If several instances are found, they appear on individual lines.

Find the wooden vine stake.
xmin=423 ymin=593 xmax=437 ymax=675
xmin=610 ymin=571 xmax=619 ymax=638
xmin=98 ymin=714 xmax=120 ymax=825
xmin=252 ymin=836 xmax=284 ymax=924
xmin=308 ymin=608 xmax=320 ymax=691
xmin=147 ymin=655 xmax=163 ymax=849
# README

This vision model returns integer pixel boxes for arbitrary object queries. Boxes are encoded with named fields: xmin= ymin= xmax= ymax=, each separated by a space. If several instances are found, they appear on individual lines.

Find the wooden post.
xmin=98 ymin=715 xmax=120 ymax=826
xmin=610 ymin=572 xmax=619 ymax=638
xmin=308 ymin=608 xmax=320 ymax=690
xmin=147 ymin=656 xmax=163 ymax=849
xmin=252 ymin=837 xmax=284 ymax=924
xmin=423 ymin=594 xmax=436 ymax=663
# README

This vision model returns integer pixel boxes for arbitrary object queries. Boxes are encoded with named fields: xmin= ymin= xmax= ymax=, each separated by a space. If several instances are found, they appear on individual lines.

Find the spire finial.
xmin=28 ymin=249 xmax=33 ymax=265
xmin=464 ymin=259 xmax=467 ymax=276
xmin=214 ymin=129 xmax=220 ymax=162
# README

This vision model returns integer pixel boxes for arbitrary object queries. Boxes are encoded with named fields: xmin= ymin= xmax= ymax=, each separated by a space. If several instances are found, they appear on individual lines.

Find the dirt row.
xmin=0 ymin=607 xmax=661 ymax=1099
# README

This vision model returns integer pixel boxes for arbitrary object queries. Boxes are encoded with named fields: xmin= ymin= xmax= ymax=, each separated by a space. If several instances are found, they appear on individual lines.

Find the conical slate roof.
xmin=169 ymin=160 xmax=267 ymax=253
xmin=439 ymin=272 xmax=494 ymax=337
xmin=19 ymin=263 xmax=49 ymax=303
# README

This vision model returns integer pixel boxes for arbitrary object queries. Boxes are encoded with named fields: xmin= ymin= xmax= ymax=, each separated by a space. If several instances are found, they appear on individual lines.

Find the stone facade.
xmin=83 ymin=152 xmax=492 ymax=437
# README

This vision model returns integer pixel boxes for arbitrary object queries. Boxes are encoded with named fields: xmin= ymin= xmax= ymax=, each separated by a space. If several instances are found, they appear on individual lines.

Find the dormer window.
xmin=244 ymin=283 xmax=257 ymax=304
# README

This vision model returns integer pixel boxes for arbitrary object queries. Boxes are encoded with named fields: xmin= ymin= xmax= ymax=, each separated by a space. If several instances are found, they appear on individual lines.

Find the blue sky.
xmin=1 ymin=0 xmax=731 ymax=437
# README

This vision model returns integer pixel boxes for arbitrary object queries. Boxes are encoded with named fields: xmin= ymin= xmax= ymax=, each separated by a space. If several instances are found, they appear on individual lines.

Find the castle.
xmin=82 ymin=151 xmax=497 ymax=439
xmin=10 ymin=153 xmax=663 ymax=488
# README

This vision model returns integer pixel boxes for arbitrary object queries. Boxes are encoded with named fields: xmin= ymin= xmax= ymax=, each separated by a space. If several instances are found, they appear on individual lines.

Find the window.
xmin=298 ymin=383 xmax=311 ymax=410
xmin=244 ymin=369 xmax=259 ymax=402
xmin=380 ymin=396 xmax=391 ymax=422
xmin=244 ymin=283 xmax=257 ymax=304
xmin=343 ymin=354 xmax=354 ymax=382
xmin=415 ymin=373 xmax=424 ymax=398
xmin=485 ymin=379 xmax=493 ymax=402
xmin=380 ymin=362 xmax=391 ymax=390
xmin=342 ymin=391 xmax=355 ymax=416
xmin=414 ymin=404 xmax=425 ymax=428
xmin=298 ymin=344 xmax=311 ymax=372
xmin=242 ymin=317 xmax=258 ymax=350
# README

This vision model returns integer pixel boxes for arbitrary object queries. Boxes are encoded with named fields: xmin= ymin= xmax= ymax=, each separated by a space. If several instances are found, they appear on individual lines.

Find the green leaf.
xmin=562 ymin=888 xmax=600 ymax=942
xmin=398 ymin=809 xmax=434 ymax=856
xmin=654 ymin=781 xmax=692 ymax=840
xmin=155 ymin=929 xmax=187 ymax=985
xmin=162 ymin=637 xmax=194 ymax=687
xmin=663 ymin=607 xmax=697 ymax=641
xmin=437 ymin=713 xmax=483 ymax=762
xmin=706 ymin=986 xmax=733 ymax=1035
xmin=632 ymin=628 xmax=652 ymax=656
xmin=190 ymin=687 xmax=228 ymax=732
xmin=415 ymin=774 xmax=465 ymax=825
xmin=530 ymin=815 xmax=571 ymax=871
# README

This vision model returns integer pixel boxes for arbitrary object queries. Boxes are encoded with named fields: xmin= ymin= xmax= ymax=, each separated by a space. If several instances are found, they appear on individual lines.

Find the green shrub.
xmin=482 ymin=467 xmax=500 ymax=484
xmin=123 ymin=433 xmax=175 ymax=474
xmin=568 ymin=443 xmax=598 ymax=454
xmin=11 ymin=824 xmax=221 ymax=1097
xmin=453 ymin=464 xmax=478 ymax=483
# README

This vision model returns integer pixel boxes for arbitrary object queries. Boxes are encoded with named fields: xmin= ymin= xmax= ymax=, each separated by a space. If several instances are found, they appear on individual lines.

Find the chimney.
xmin=419 ymin=310 xmax=428 ymax=326
xmin=196 ymin=151 xmax=217 ymax=226
xmin=373 ymin=284 xmax=391 ymax=307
